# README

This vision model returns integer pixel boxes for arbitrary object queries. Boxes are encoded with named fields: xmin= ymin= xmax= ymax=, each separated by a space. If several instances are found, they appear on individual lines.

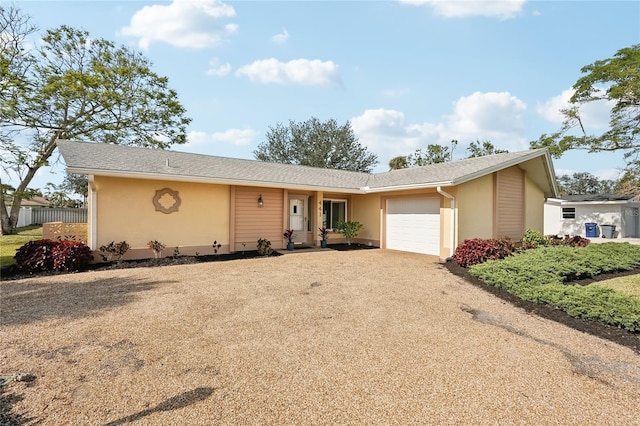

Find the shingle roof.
xmin=57 ymin=140 xmax=556 ymax=195
xmin=561 ymin=194 xmax=637 ymax=202
xmin=367 ymin=150 xmax=548 ymax=190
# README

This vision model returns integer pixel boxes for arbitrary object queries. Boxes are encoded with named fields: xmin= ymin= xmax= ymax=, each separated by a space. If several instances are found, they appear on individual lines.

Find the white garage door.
xmin=386 ymin=197 xmax=440 ymax=255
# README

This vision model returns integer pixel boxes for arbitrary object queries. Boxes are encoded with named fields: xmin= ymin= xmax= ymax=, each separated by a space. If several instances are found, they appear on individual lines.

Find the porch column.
xmin=315 ymin=191 xmax=323 ymax=246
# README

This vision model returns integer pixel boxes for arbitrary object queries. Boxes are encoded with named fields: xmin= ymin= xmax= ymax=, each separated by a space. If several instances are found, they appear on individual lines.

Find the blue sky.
xmin=6 ymin=0 xmax=640 ymax=191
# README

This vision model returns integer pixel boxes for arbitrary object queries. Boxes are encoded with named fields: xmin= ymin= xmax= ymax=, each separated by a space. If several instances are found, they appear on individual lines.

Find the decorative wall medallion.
xmin=153 ymin=188 xmax=181 ymax=214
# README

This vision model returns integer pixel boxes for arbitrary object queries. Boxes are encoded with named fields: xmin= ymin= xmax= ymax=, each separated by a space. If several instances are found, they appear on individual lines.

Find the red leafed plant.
xmin=15 ymin=239 xmax=93 ymax=272
xmin=452 ymin=238 xmax=517 ymax=268
xmin=14 ymin=239 xmax=58 ymax=272
xmin=283 ymin=229 xmax=294 ymax=243
xmin=318 ymin=227 xmax=330 ymax=241
xmin=51 ymin=240 xmax=93 ymax=271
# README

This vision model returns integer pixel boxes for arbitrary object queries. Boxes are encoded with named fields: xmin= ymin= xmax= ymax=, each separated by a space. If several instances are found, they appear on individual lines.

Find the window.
xmin=323 ymin=200 xmax=346 ymax=229
xmin=562 ymin=207 xmax=576 ymax=219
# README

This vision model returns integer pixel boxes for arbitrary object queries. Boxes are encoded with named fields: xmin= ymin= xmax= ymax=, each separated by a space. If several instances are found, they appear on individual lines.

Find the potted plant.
xmin=283 ymin=229 xmax=295 ymax=250
xmin=318 ymin=226 xmax=329 ymax=248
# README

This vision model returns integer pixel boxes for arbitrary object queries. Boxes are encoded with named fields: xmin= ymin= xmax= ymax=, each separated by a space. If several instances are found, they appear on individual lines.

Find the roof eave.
xmin=549 ymin=199 xmax=633 ymax=206
xmin=70 ymin=167 xmax=366 ymax=194
xmin=360 ymin=181 xmax=454 ymax=193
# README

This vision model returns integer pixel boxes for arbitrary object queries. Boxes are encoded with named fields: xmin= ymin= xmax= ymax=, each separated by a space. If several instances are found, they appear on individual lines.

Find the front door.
xmin=289 ymin=196 xmax=307 ymax=243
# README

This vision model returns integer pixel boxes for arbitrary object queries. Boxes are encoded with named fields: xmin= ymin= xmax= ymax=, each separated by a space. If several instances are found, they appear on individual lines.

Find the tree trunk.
xmin=0 ymin=194 xmax=21 ymax=235
xmin=1 ymin=134 xmax=59 ymax=234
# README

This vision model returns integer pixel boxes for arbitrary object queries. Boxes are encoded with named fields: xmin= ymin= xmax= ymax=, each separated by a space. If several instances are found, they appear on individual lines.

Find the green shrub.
xmin=521 ymin=228 xmax=546 ymax=249
xmin=469 ymin=243 xmax=640 ymax=331
xmin=336 ymin=221 xmax=363 ymax=245
xmin=147 ymin=240 xmax=166 ymax=259
xmin=257 ymin=238 xmax=272 ymax=256
xmin=99 ymin=241 xmax=130 ymax=262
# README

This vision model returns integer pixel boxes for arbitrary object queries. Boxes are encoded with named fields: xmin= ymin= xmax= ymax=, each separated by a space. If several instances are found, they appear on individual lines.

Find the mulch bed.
xmin=441 ymin=260 xmax=640 ymax=354
xmin=326 ymin=243 xmax=378 ymax=251
xmin=0 ymin=251 xmax=281 ymax=281
xmin=0 ymin=245 xmax=377 ymax=281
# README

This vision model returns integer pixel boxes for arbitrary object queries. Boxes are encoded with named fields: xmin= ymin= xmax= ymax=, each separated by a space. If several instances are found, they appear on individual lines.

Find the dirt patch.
xmin=442 ymin=260 xmax=640 ymax=354
xmin=2 ymin=250 xmax=640 ymax=424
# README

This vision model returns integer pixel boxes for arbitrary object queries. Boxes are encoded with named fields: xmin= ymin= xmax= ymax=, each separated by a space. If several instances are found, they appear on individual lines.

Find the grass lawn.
xmin=0 ymin=225 xmax=43 ymax=268
xmin=596 ymin=274 xmax=640 ymax=299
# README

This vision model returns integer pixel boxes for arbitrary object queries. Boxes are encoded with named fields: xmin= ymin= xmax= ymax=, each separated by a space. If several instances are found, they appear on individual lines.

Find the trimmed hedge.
xmin=469 ymin=243 xmax=640 ymax=331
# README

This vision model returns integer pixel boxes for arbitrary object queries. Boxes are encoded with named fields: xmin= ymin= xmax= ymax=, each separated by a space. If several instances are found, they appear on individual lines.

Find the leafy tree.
xmin=388 ymin=156 xmax=409 ymax=170
xmin=0 ymin=7 xmax=190 ymax=234
xmin=466 ymin=140 xmax=508 ymax=158
xmin=408 ymin=140 xmax=458 ymax=166
xmin=254 ymin=117 xmax=378 ymax=172
xmin=44 ymin=182 xmax=76 ymax=208
xmin=531 ymin=44 xmax=640 ymax=171
xmin=0 ymin=182 xmax=41 ymax=208
xmin=613 ymin=170 xmax=640 ymax=195
xmin=59 ymin=173 xmax=88 ymax=206
xmin=556 ymin=172 xmax=616 ymax=196
xmin=395 ymin=139 xmax=509 ymax=170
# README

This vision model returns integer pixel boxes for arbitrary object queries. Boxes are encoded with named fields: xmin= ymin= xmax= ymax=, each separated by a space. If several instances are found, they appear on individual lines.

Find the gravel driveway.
xmin=1 ymin=250 xmax=640 ymax=424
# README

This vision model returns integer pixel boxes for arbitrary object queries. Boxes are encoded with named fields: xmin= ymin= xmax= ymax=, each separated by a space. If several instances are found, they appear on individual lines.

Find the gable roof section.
xmin=57 ymin=140 xmax=557 ymax=196
xmin=367 ymin=150 xmax=557 ymax=196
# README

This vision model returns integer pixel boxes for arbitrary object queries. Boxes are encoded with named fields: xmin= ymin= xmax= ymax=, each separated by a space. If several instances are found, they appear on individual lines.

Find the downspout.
xmin=88 ymin=175 xmax=97 ymax=250
xmin=437 ymin=186 xmax=456 ymax=258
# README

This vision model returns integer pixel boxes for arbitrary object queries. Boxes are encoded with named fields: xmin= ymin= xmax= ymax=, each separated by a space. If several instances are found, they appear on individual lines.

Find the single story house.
xmin=21 ymin=196 xmax=50 ymax=208
xmin=57 ymin=140 xmax=558 ymax=260
xmin=544 ymin=194 xmax=640 ymax=239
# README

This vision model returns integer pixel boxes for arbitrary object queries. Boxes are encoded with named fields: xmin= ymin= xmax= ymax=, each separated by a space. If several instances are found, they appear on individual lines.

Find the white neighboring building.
xmin=544 ymin=194 xmax=640 ymax=239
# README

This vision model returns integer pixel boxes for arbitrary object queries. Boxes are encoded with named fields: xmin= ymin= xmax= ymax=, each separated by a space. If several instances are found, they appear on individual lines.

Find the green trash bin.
xmin=600 ymin=224 xmax=616 ymax=238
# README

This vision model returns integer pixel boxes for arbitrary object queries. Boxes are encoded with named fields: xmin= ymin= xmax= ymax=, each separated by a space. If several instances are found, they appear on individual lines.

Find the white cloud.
xmin=446 ymin=91 xmax=527 ymax=137
xmin=400 ymin=0 xmax=526 ymax=20
xmin=236 ymin=58 xmax=341 ymax=87
xmin=537 ymin=87 xmax=613 ymax=130
xmin=272 ymin=28 xmax=289 ymax=44
xmin=381 ymin=88 xmax=410 ymax=97
xmin=120 ymin=0 xmax=237 ymax=49
xmin=186 ymin=128 xmax=258 ymax=148
xmin=352 ymin=91 xmax=530 ymax=170
xmin=537 ymin=88 xmax=572 ymax=123
xmin=351 ymin=109 xmax=442 ymax=162
xmin=555 ymin=167 xmax=622 ymax=181
xmin=594 ymin=168 xmax=624 ymax=181
xmin=206 ymin=58 xmax=231 ymax=76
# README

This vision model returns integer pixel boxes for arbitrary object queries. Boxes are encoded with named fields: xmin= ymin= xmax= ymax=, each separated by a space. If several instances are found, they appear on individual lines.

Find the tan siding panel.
xmin=496 ymin=167 xmax=524 ymax=239
xmin=235 ymin=187 xmax=284 ymax=249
